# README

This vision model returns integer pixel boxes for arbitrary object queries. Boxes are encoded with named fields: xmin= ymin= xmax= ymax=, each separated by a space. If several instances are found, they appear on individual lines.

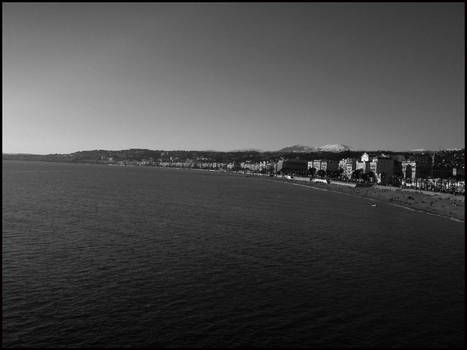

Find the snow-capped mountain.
xmin=277 ymin=144 xmax=318 ymax=153
xmin=277 ymin=144 xmax=351 ymax=153
xmin=318 ymin=144 xmax=351 ymax=152
xmin=229 ymin=148 xmax=263 ymax=152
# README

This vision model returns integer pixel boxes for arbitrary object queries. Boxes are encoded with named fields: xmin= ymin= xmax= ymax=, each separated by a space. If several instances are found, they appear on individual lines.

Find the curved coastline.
xmin=152 ymin=166 xmax=465 ymax=223
xmin=108 ymin=164 xmax=466 ymax=223
xmin=270 ymin=177 xmax=465 ymax=223
xmin=5 ymin=160 xmax=464 ymax=223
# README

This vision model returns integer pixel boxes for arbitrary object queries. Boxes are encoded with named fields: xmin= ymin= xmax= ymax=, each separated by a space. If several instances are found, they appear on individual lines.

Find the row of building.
xmin=276 ymin=153 xmax=398 ymax=183
xmin=273 ymin=152 xmax=464 ymax=190
xmin=110 ymin=152 xmax=464 ymax=193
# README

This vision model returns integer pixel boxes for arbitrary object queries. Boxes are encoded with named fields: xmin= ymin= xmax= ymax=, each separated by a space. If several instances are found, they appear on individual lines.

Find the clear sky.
xmin=3 ymin=3 xmax=464 ymax=154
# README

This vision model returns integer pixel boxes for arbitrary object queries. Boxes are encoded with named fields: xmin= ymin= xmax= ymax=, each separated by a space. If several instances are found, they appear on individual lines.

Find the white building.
xmin=339 ymin=158 xmax=357 ymax=179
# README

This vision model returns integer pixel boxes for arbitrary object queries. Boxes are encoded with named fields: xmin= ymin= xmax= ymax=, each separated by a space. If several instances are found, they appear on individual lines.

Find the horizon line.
xmin=3 ymin=147 xmax=465 ymax=156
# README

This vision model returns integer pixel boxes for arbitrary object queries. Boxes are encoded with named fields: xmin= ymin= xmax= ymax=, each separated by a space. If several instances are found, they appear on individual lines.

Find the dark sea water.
xmin=2 ymin=160 xmax=465 ymax=348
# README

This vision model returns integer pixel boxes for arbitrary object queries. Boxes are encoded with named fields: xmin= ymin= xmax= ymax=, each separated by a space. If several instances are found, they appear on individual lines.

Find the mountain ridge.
xmin=277 ymin=144 xmax=351 ymax=153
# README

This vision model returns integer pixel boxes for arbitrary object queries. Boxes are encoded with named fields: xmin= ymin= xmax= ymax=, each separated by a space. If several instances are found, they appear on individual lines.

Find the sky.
xmin=2 ymin=3 xmax=465 ymax=154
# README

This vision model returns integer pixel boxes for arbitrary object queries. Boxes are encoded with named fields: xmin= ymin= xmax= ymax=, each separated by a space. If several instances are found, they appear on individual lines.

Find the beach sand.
xmin=152 ymin=168 xmax=465 ymax=222
xmin=271 ymin=177 xmax=465 ymax=222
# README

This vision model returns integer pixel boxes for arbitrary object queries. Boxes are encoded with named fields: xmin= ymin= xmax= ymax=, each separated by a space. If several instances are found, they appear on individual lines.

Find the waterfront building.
xmin=369 ymin=157 xmax=395 ymax=184
xmin=355 ymin=160 xmax=370 ymax=173
xmin=318 ymin=160 xmax=327 ymax=171
xmin=312 ymin=160 xmax=322 ymax=170
xmin=453 ymin=166 xmax=465 ymax=178
xmin=325 ymin=160 xmax=339 ymax=172
xmin=281 ymin=159 xmax=308 ymax=176
xmin=320 ymin=161 xmax=328 ymax=172
xmin=354 ymin=153 xmax=371 ymax=174
xmin=344 ymin=162 xmax=355 ymax=179
xmin=401 ymin=159 xmax=432 ymax=185
xmin=276 ymin=160 xmax=284 ymax=173
xmin=338 ymin=159 xmax=346 ymax=170
xmin=241 ymin=162 xmax=261 ymax=172
xmin=308 ymin=159 xmax=341 ymax=174
xmin=360 ymin=152 xmax=370 ymax=162
xmin=339 ymin=158 xmax=357 ymax=179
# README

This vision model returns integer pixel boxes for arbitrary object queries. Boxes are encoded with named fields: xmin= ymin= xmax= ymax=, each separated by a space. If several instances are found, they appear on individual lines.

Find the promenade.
xmin=269 ymin=175 xmax=465 ymax=222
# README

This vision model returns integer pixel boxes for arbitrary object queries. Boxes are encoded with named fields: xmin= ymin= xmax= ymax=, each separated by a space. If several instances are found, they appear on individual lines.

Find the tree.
xmin=308 ymin=167 xmax=317 ymax=177
xmin=362 ymin=171 xmax=376 ymax=183
xmin=352 ymin=169 xmax=364 ymax=181
xmin=317 ymin=169 xmax=326 ymax=178
xmin=335 ymin=168 xmax=344 ymax=178
xmin=328 ymin=168 xmax=343 ymax=179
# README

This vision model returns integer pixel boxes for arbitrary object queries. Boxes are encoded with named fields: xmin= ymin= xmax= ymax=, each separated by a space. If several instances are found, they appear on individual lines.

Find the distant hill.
xmin=277 ymin=144 xmax=351 ymax=153
xmin=229 ymin=148 xmax=263 ymax=152
xmin=410 ymin=148 xmax=431 ymax=153
xmin=3 ymin=147 xmax=463 ymax=169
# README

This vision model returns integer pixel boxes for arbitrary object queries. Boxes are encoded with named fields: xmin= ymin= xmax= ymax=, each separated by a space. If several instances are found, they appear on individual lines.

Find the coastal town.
xmin=109 ymin=150 xmax=465 ymax=195
xmin=4 ymin=2 xmax=465 ymax=349
xmin=6 ymin=147 xmax=464 ymax=195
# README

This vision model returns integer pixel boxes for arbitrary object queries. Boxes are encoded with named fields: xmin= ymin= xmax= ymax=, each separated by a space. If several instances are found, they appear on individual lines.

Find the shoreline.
xmin=267 ymin=177 xmax=464 ymax=223
xmin=165 ymin=166 xmax=465 ymax=223
xmin=4 ymin=160 xmax=465 ymax=222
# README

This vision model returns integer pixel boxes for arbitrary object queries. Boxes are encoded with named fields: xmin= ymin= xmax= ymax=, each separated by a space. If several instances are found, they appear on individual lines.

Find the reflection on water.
xmin=2 ymin=161 xmax=465 ymax=347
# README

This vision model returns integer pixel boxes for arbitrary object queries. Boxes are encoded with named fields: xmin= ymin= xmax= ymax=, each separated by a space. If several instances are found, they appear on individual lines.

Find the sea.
xmin=2 ymin=160 xmax=465 ymax=348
